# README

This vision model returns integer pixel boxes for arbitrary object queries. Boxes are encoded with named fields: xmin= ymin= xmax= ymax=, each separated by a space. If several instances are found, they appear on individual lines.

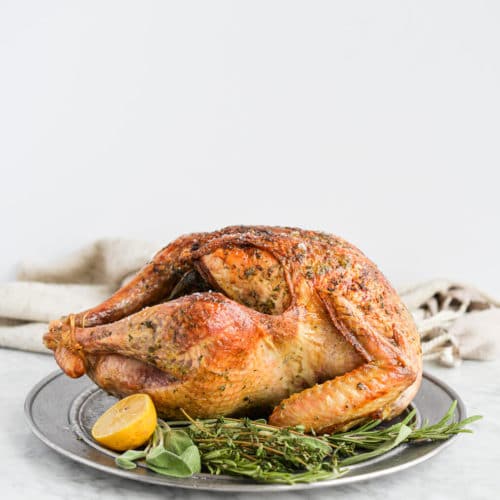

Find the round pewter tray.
xmin=25 ymin=370 xmax=466 ymax=492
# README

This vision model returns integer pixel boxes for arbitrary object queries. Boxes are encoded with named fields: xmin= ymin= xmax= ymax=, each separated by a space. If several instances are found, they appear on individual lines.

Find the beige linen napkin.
xmin=0 ymin=240 xmax=498 ymax=367
xmin=399 ymin=280 xmax=500 ymax=366
xmin=0 ymin=239 xmax=158 ymax=353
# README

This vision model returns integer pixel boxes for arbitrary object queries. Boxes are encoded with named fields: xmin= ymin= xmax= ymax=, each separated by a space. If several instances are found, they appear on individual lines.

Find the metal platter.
xmin=25 ymin=370 xmax=466 ymax=492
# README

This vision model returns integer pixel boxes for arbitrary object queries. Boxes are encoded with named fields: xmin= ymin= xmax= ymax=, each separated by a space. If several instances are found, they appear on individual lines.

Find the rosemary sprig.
xmin=323 ymin=401 xmax=482 ymax=465
xmin=115 ymin=401 xmax=481 ymax=484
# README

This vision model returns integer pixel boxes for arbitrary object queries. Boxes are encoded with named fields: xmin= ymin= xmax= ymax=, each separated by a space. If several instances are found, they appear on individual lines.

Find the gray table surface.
xmin=1 ymin=348 xmax=498 ymax=500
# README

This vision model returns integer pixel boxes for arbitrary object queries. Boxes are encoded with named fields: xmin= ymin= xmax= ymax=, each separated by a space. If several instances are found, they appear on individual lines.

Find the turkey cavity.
xmin=166 ymin=269 xmax=213 ymax=301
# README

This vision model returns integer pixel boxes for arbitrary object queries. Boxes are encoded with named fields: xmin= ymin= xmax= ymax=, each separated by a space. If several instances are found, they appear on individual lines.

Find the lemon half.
xmin=91 ymin=393 xmax=157 ymax=451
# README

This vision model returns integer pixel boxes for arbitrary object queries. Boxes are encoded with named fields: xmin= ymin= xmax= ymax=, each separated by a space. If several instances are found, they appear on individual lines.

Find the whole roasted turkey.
xmin=44 ymin=226 xmax=422 ymax=433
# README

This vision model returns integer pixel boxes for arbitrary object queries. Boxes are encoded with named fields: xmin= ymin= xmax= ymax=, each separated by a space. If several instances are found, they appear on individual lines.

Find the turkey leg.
xmin=268 ymin=291 xmax=421 ymax=432
xmin=44 ymin=232 xmax=207 ymax=377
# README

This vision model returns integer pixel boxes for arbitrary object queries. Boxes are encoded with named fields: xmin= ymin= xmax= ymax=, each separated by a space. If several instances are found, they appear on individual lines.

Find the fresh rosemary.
xmin=115 ymin=401 xmax=481 ymax=484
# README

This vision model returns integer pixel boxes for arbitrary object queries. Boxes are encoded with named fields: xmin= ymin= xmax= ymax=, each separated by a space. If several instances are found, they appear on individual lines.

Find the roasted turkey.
xmin=44 ymin=226 xmax=422 ymax=433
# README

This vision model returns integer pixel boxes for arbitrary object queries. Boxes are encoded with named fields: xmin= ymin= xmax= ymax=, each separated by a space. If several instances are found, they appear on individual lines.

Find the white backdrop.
xmin=1 ymin=1 xmax=499 ymax=295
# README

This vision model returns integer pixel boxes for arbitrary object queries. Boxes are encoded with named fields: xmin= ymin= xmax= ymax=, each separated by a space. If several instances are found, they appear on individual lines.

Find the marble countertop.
xmin=1 ymin=348 xmax=497 ymax=500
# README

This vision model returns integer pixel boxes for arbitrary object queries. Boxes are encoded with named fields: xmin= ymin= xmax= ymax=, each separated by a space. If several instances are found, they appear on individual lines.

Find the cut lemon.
xmin=91 ymin=393 xmax=157 ymax=451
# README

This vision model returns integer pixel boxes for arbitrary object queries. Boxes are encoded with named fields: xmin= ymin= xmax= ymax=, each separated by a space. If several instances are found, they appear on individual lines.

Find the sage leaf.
xmin=143 ymin=427 xmax=201 ymax=478
xmin=163 ymin=429 xmax=193 ymax=455
xmin=146 ymin=463 xmax=194 ymax=478
xmin=115 ymin=449 xmax=147 ymax=470
xmin=117 ymin=449 xmax=147 ymax=461
xmin=115 ymin=458 xmax=137 ymax=470
xmin=180 ymin=444 xmax=201 ymax=473
xmin=146 ymin=445 xmax=194 ymax=477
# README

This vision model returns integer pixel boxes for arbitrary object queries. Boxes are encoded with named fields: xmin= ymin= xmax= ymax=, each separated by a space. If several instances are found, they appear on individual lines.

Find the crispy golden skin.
xmin=44 ymin=226 xmax=422 ymax=433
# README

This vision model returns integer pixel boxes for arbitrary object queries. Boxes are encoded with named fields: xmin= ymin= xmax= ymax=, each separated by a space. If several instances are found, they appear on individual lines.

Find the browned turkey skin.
xmin=44 ymin=226 xmax=422 ymax=433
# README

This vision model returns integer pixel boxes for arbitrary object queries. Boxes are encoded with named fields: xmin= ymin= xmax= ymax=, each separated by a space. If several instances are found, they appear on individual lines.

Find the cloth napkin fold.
xmin=399 ymin=280 xmax=500 ymax=366
xmin=0 ymin=239 xmax=498 ymax=367
xmin=0 ymin=239 xmax=159 ymax=353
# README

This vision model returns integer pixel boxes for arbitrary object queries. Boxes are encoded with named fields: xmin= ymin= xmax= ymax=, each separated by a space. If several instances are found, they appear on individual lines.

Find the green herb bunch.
xmin=115 ymin=422 xmax=201 ymax=477
xmin=184 ymin=414 xmax=342 ymax=483
xmin=115 ymin=401 xmax=481 ymax=484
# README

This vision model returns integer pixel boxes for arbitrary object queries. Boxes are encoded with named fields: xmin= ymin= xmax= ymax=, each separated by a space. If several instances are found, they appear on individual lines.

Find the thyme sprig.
xmin=179 ymin=411 xmax=343 ymax=483
xmin=115 ymin=401 xmax=481 ymax=484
